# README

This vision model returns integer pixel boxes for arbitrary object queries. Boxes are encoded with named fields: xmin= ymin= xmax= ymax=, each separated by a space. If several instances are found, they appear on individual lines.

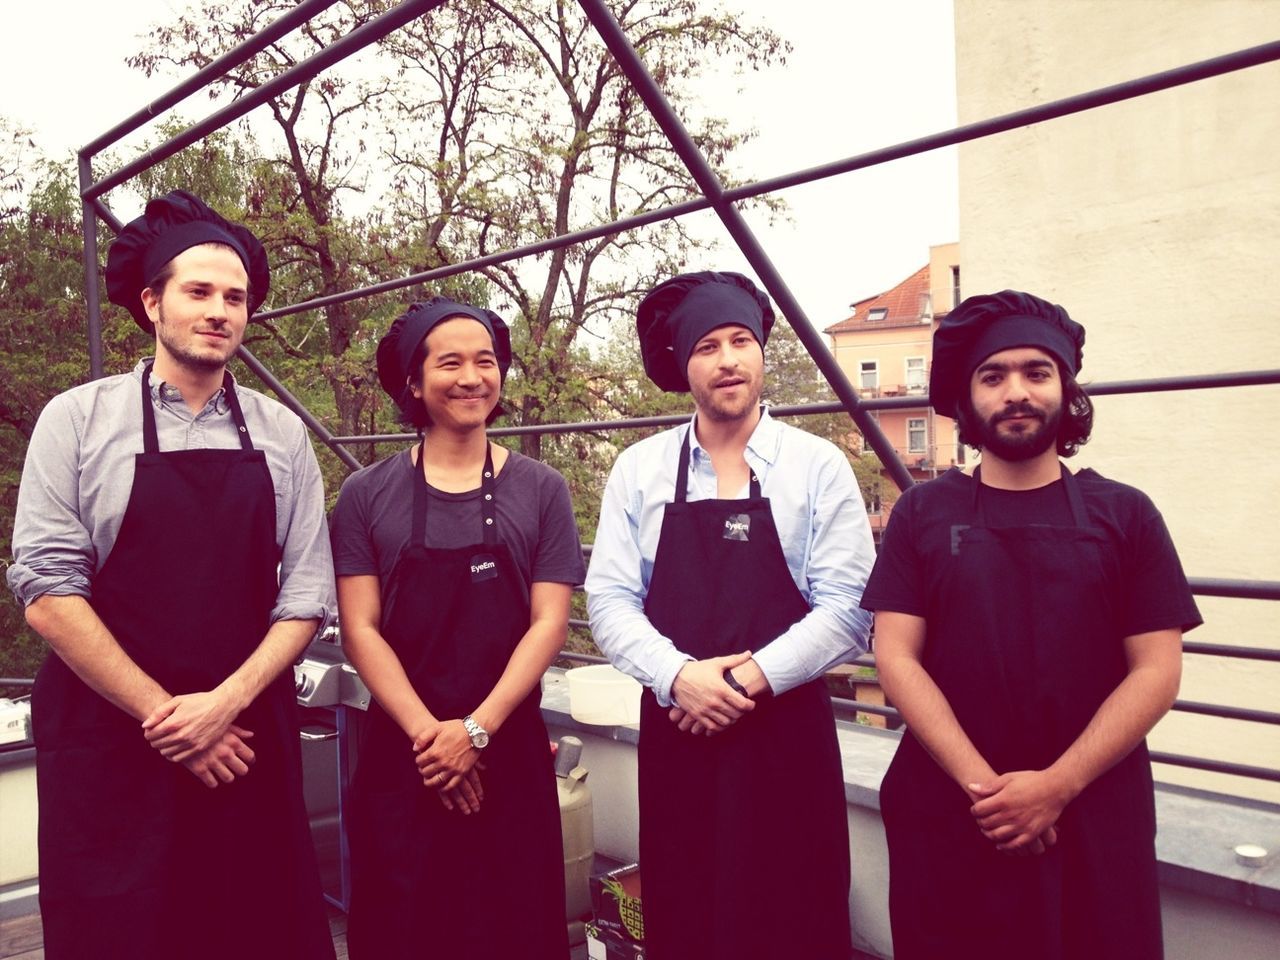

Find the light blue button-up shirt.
xmin=585 ymin=408 xmax=875 ymax=706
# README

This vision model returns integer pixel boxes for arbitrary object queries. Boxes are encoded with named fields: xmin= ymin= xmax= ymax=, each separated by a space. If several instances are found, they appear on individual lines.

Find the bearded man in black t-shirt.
xmin=861 ymin=290 xmax=1200 ymax=960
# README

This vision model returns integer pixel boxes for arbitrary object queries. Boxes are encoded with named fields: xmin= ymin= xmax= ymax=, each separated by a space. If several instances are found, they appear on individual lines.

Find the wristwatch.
xmin=462 ymin=714 xmax=490 ymax=750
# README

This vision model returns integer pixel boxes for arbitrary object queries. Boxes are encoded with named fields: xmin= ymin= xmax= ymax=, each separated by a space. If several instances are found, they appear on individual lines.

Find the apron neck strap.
xmin=675 ymin=427 xmax=692 ymax=503
xmin=675 ymin=425 xmax=762 ymax=503
xmin=141 ymin=362 xmax=252 ymax=454
xmin=412 ymin=439 xmax=498 ymax=547
xmin=971 ymin=462 xmax=1085 ymax=526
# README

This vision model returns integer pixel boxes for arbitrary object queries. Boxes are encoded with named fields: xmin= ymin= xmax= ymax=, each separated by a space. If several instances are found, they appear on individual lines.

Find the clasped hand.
xmin=968 ymin=769 xmax=1071 ymax=856
xmin=142 ymin=691 xmax=255 ymax=789
xmin=414 ymin=719 xmax=485 ymax=815
xmin=668 ymin=651 xmax=755 ymax=736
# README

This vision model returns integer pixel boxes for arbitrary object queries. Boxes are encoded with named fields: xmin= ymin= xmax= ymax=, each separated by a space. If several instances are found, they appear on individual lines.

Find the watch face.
xmin=471 ymin=730 xmax=490 ymax=749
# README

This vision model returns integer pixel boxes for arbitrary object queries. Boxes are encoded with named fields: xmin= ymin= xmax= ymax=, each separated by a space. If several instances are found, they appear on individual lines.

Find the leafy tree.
xmin=128 ymin=2 xmax=409 ymax=460
xmin=0 ymin=138 xmax=146 ymax=688
xmin=125 ymin=0 xmax=786 ymax=478
xmin=381 ymin=0 xmax=786 ymax=464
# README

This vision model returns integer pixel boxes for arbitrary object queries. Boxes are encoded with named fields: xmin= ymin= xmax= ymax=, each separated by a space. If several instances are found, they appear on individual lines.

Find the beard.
xmin=976 ymin=401 xmax=1062 ymax=461
xmin=155 ymin=303 xmax=234 ymax=372
xmin=689 ymin=372 xmax=764 ymax=424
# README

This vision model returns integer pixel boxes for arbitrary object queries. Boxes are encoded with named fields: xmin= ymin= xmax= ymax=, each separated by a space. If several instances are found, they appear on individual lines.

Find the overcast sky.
xmin=1 ymin=0 xmax=959 ymax=325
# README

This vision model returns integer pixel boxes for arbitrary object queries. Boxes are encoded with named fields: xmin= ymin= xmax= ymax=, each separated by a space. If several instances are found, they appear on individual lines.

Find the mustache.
xmin=993 ymin=403 xmax=1044 ymax=423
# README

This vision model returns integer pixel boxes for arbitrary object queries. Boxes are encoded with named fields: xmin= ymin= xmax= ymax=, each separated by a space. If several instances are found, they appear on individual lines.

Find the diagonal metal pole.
xmin=235 ymin=347 xmax=363 ymax=471
xmin=80 ymin=0 xmax=341 ymax=158
xmin=727 ymin=39 xmax=1280 ymax=205
xmin=577 ymin=0 xmax=916 ymax=491
xmin=83 ymin=0 xmax=447 ymax=200
xmin=248 ymin=39 xmax=1280 ymax=332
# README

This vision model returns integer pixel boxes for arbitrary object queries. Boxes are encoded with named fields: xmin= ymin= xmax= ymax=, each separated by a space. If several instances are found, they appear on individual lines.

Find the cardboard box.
xmin=589 ymin=862 xmax=644 ymax=943
xmin=586 ymin=921 xmax=645 ymax=960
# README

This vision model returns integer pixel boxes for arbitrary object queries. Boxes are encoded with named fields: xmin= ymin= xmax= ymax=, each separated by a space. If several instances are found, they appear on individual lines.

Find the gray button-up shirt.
xmin=8 ymin=360 xmax=335 ymax=627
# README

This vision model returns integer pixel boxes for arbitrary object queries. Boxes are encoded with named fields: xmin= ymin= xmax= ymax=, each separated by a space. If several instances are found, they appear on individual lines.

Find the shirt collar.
xmin=132 ymin=358 xmax=232 ymax=415
xmin=686 ymin=404 xmax=781 ymax=466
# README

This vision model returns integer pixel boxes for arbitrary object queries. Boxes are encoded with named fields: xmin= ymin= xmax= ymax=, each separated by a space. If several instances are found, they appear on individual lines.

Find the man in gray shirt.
xmin=8 ymin=191 xmax=336 ymax=960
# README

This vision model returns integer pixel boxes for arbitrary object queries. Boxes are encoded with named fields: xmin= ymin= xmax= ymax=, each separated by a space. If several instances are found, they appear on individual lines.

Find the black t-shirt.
xmin=330 ymin=448 xmax=586 ymax=607
xmin=862 ymin=467 xmax=1202 ymax=638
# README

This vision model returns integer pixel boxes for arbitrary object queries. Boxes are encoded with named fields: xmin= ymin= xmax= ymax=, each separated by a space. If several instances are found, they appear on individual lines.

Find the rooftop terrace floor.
xmin=0 ymin=903 xmax=880 ymax=959
xmin=0 ymin=906 xmax=355 ymax=960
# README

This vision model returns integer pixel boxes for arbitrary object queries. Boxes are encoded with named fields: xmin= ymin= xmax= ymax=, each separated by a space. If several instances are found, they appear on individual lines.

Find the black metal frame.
xmin=73 ymin=3 xmax=1279 ymax=785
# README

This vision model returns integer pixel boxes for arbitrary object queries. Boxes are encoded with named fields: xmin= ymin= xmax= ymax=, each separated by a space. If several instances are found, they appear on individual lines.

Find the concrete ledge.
xmin=1154 ymin=784 xmax=1280 ymax=914
xmin=541 ymin=670 xmax=1280 ymax=920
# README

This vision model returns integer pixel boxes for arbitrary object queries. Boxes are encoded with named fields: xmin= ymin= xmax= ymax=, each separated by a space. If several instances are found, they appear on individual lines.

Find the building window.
xmin=951 ymin=266 xmax=961 ymax=307
xmin=905 ymin=356 xmax=926 ymax=392
xmin=908 ymin=417 xmax=927 ymax=454
xmin=860 ymin=360 xmax=878 ymax=389
xmin=955 ymin=423 xmax=966 ymax=465
xmin=867 ymin=307 xmax=888 ymax=322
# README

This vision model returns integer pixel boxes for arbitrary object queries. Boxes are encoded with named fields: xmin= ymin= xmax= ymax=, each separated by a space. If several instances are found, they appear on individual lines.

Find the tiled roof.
xmin=825 ymin=264 xmax=932 ymax=334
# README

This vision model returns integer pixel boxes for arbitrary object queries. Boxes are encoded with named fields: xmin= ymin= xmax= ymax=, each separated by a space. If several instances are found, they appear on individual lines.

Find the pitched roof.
xmin=825 ymin=264 xmax=932 ymax=334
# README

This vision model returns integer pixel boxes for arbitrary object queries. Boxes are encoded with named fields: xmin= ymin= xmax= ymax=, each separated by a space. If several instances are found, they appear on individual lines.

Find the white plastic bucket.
xmin=566 ymin=664 xmax=642 ymax=725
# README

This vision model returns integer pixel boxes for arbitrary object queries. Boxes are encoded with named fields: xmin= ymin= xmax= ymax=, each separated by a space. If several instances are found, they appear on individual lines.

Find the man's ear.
xmin=140 ymin=287 xmax=162 ymax=326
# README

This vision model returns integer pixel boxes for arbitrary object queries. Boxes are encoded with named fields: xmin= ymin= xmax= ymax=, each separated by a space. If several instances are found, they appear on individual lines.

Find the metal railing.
xmin=69 ymin=3 xmax=1280 ymax=788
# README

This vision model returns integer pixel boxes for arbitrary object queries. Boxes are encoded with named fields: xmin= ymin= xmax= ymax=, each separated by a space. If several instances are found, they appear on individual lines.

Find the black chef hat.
xmin=376 ymin=297 xmax=513 ymax=421
xmin=105 ymin=190 xmax=269 ymax=333
xmin=636 ymin=271 xmax=775 ymax=392
xmin=930 ymin=290 xmax=1086 ymax=418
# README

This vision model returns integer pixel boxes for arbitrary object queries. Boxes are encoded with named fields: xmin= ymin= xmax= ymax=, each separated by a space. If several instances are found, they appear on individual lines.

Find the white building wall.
xmin=955 ymin=0 xmax=1280 ymax=801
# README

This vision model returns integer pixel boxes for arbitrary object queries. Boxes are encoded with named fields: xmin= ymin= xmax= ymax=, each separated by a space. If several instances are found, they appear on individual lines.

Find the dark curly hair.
xmin=955 ymin=365 xmax=1094 ymax=457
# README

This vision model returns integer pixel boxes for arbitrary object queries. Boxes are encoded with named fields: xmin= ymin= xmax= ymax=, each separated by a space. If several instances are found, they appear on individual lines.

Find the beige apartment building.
xmin=826 ymin=242 xmax=963 ymax=534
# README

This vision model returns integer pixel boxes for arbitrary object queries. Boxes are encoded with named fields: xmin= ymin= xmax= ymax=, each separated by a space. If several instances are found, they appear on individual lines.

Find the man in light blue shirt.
xmin=585 ymin=270 xmax=874 ymax=959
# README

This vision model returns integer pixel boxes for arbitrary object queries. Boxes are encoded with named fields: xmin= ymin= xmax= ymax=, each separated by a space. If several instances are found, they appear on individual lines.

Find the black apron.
xmin=346 ymin=441 xmax=568 ymax=960
xmin=638 ymin=429 xmax=852 ymax=960
xmin=31 ymin=364 xmax=333 ymax=960
xmin=881 ymin=465 xmax=1162 ymax=960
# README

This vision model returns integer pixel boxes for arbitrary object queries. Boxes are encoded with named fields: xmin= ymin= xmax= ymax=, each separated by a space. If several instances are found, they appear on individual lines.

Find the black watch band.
xmin=723 ymin=668 xmax=750 ymax=698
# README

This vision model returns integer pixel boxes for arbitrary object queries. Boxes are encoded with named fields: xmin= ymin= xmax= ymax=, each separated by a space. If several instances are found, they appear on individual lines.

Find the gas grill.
xmin=293 ymin=627 xmax=369 ymax=911
xmin=294 ymin=626 xmax=370 ymax=710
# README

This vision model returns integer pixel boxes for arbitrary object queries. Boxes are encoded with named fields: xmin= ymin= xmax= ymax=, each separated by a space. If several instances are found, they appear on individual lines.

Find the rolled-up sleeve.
xmin=585 ymin=451 xmax=691 ymax=707
xmin=7 ymin=397 xmax=97 ymax=606
xmin=270 ymin=425 xmax=336 ymax=628
xmin=752 ymin=446 xmax=875 ymax=696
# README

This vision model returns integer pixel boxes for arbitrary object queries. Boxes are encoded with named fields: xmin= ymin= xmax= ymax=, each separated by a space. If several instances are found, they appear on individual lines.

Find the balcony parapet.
xmin=540 ymin=668 xmax=1280 ymax=959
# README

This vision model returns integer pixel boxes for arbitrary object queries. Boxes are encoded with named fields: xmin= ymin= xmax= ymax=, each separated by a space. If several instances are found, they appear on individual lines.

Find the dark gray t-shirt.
xmin=330 ymin=448 xmax=586 ymax=606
